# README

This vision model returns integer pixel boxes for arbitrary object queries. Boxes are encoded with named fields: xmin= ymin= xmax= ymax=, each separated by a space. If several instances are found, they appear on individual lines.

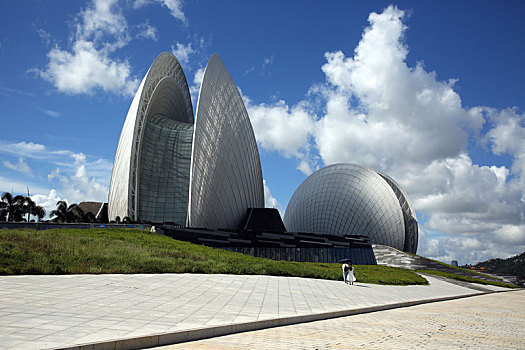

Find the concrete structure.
xmin=108 ymin=52 xmax=263 ymax=228
xmin=283 ymin=163 xmax=418 ymax=253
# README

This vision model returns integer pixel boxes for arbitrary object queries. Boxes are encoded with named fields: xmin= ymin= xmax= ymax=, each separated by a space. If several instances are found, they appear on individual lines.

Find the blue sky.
xmin=1 ymin=0 xmax=524 ymax=265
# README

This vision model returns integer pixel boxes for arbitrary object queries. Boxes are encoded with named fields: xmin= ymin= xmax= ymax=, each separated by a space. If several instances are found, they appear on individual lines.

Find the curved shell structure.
xmin=375 ymin=171 xmax=418 ymax=253
xmin=283 ymin=163 xmax=418 ymax=253
xmin=108 ymin=52 xmax=263 ymax=228
xmin=189 ymin=54 xmax=264 ymax=229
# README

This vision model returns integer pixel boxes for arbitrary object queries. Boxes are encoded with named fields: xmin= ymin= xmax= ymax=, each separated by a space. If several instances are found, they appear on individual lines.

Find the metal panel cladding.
xmin=189 ymin=54 xmax=264 ymax=229
xmin=376 ymin=171 xmax=418 ymax=253
xmin=283 ymin=163 xmax=407 ymax=251
xmin=108 ymin=52 xmax=193 ymax=221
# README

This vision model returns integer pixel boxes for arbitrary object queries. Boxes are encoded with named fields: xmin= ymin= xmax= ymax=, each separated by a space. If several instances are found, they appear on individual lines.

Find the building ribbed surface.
xmin=108 ymin=52 xmax=263 ymax=228
xmin=108 ymin=52 xmax=193 ymax=222
xmin=283 ymin=163 xmax=418 ymax=253
xmin=189 ymin=54 xmax=264 ymax=229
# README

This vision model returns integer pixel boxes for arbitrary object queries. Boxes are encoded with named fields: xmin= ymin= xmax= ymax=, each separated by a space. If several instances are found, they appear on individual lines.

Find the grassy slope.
xmin=404 ymin=251 xmax=502 ymax=280
xmin=0 ymin=228 xmax=427 ymax=285
xmin=416 ymin=269 xmax=519 ymax=289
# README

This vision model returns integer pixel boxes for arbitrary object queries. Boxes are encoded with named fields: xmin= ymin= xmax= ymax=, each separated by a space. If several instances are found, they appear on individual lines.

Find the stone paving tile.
xmin=0 ymin=273 xmax=512 ymax=349
xmin=160 ymin=290 xmax=525 ymax=350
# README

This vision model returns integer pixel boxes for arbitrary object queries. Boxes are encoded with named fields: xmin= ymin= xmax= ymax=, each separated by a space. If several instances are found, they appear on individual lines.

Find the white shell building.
xmin=108 ymin=52 xmax=264 ymax=228
xmin=283 ymin=164 xmax=418 ymax=253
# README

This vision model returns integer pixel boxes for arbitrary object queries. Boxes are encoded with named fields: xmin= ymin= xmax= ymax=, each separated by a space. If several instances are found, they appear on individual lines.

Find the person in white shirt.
xmin=342 ymin=263 xmax=355 ymax=285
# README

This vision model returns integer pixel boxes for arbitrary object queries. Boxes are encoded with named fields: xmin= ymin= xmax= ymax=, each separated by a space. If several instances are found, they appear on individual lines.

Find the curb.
xmin=53 ymin=290 xmax=513 ymax=350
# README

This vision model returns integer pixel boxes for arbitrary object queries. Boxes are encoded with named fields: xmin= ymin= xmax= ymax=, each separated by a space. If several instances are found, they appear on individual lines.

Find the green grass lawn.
xmin=0 ymin=228 xmax=427 ymax=285
xmin=416 ymin=269 xmax=519 ymax=289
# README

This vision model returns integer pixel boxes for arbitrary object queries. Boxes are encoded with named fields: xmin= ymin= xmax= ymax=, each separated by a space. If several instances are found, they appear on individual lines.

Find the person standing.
xmin=342 ymin=262 xmax=350 ymax=284
xmin=348 ymin=264 xmax=355 ymax=285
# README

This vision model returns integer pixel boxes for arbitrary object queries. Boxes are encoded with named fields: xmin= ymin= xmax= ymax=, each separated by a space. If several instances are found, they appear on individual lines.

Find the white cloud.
xmin=189 ymin=67 xmax=205 ymax=105
xmin=3 ymin=157 xmax=31 ymax=173
xmin=261 ymin=54 xmax=275 ymax=75
xmin=245 ymin=98 xmax=316 ymax=175
xmin=0 ymin=176 xmax=50 ymax=197
xmin=0 ymin=140 xmax=111 ymax=210
xmin=37 ymin=0 xmax=139 ymax=96
xmin=244 ymin=5 xmax=524 ymax=264
xmin=44 ymin=109 xmax=60 ymax=118
xmin=263 ymin=180 xmax=282 ymax=214
xmin=158 ymin=0 xmax=186 ymax=23
xmin=133 ymin=0 xmax=186 ymax=24
xmin=48 ymin=163 xmax=108 ymax=204
xmin=171 ymin=42 xmax=194 ymax=66
xmin=0 ymin=141 xmax=47 ymax=158
xmin=31 ymin=189 xmax=62 ymax=219
xmin=136 ymin=20 xmax=158 ymax=41
xmin=41 ymin=40 xmax=138 ymax=96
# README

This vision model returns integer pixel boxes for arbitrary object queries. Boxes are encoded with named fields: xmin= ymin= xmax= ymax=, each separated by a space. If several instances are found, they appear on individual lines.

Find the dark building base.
xmin=223 ymin=246 xmax=376 ymax=264
xmin=156 ymin=224 xmax=377 ymax=265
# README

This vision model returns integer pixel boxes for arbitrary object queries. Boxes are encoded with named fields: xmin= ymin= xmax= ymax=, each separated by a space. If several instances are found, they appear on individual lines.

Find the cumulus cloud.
xmin=263 ymin=180 xmax=282 ymax=214
xmin=37 ymin=0 xmax=143 ymax=96
xmin=41 ymin=40 xmax=138 ymax=96
xmin=48 ymin=163 xmax=108 ymax=204
xmin=3 ymin=157 xmax=31 ymax=173
xmin=0 ymin=140 xmax=111 ymax=213
xmin=245 ymin=98 xmax=317 ymax=175
xmin=245 ymin=5 xmax=524 ymax=264
xmin=31 ymin=189 xmax=62 ymax=219
xmin=171 ymin=42 xmax=194 ymax=66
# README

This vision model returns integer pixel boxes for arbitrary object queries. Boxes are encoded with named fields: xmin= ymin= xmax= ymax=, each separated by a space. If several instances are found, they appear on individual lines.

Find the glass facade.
xmin=283 ymin=163 xmax=418 ymax=253
xmin=137 ymin=115 xmax=193 ymax=224
xmin=109 ymin=52 xmax=264 ymax=229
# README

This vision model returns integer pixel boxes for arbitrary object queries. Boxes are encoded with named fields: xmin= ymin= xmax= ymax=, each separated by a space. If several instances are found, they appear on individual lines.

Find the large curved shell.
xmin=283 ymin=163 xmax=407 ymax=251
xmin=375 ymin=171 xmax=418 ymax=253
xmin=188 ymin=54 xmax=264 ymax=229
xmin=108 ymin=52 xmax=193 ymax=221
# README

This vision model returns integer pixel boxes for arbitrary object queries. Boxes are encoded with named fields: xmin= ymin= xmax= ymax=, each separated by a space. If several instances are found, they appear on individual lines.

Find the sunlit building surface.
xmin=283 ymin=163 xmax=418 ymax=253
xmin=108 ymin=52 xmax=264 ymax=228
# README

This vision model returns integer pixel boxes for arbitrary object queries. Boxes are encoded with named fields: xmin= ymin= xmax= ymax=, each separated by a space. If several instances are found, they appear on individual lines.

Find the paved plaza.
xmin=0 ymin=273 xmax=517 ymax=349
xmin=160 ymin=290 xmax=525 ymax=349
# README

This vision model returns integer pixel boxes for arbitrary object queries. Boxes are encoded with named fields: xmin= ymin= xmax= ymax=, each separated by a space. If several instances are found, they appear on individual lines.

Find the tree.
xmin=0 ymin=201 xmax=6 ymax=221
xmin=122 ymin=216 xmax=132 ymax=224
xmin=50 ymin=200 xmax=82 ymax=223
xmin=1 ymin=192 xmax=26 ymax=222
xmin=83 ymin=211 xmax=97 ymax=223
xmin=115 ymin=216 xmax=121 ymax=224
xmin=31 ymin=205 xmax=46 ymax=222
xmin=23 ymin=196 xmax=35 ymax=222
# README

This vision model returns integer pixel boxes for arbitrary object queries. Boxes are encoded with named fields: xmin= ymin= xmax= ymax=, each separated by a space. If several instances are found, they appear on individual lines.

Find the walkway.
xmin=160 ymin=290 xmax=525 ymax=349
xmin=0 ymin=273 xmax=514 ymax=349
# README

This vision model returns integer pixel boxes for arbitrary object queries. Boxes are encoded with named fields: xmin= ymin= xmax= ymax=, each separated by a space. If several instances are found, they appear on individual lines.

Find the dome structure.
xmin=108 ymin=52 xmax=264 ymax=228
xmin=283 ymin=163 xmax=418 ymax=253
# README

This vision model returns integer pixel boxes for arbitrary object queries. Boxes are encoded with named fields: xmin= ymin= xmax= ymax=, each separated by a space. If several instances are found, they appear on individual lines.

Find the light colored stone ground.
xmin=160 ymin=290 xmax=525 ymax=350
xmin=0 ymin=273 xmax=513 ymax=349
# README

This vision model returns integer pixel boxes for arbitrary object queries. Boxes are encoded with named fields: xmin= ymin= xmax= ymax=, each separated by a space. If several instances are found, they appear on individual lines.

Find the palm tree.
xmin=83 ymin=211 xmax=97 ymax=223
xmin=31 ymin=205 xmax=46 ymax=222
xmin=23 ymin=196 xmax=35 ymax=222
xmin=0 ymin=201 xmax=7 ymax=221
xmin=1 ymin=192 xmax=26 ymax=222
xmin=50 ymin=200 xmax=81 ymax=223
